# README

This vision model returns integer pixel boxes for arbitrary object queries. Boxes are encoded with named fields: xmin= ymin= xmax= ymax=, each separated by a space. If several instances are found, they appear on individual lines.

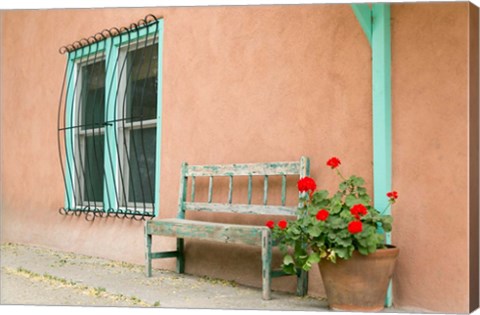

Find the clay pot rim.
xmin=353 ymin=244 xmax=400 ymax=256
xmin=319 ymin=245 xmax=400 ymax=265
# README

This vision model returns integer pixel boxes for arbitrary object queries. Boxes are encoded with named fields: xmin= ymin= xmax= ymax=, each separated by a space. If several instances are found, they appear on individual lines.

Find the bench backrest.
xmin=177 ymin=156 xmax=310 ymax=219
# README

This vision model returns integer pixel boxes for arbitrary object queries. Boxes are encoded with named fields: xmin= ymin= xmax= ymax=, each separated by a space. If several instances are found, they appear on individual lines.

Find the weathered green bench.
xmin=144 ymin=156 xmax=310 ymax=300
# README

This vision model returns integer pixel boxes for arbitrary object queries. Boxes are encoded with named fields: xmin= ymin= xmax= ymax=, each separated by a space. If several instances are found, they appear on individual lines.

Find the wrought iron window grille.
xmin=57 ymin=14 xmax=163 ymax=222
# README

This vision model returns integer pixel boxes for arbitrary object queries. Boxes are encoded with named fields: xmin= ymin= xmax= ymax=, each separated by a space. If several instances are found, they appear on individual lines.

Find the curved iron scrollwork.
xmin=58 ymin=14 xmax=160 ymax=55
xmin=58 ymin=206 xmax=150 ymax=222
xmin=57 ymin=13 xmax=161 ymax=222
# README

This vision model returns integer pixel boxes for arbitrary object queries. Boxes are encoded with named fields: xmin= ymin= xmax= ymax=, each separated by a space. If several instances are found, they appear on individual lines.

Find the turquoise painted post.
xmin=351 ymin=3 xmax=393 ymax=307
xmin=372 ymin=3 xmax=392 ymax=244
xmin=154 ymin=19 xmax=164 ymax=216
xmin=372 ymin=4 xmax=393 ymax=307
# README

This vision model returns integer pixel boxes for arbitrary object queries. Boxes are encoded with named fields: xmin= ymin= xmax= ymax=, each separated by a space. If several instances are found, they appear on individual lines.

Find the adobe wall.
xmin=0 ymin=3 xmax=476 ymax=312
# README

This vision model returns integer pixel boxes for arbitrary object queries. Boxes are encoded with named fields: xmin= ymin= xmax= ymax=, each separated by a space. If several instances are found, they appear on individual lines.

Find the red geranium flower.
xmin=278 ymin=219 xmax=288 ymax=230
xmin=350 ymin=204 xmax=368 ymax=219
xmin=297 ymin=176 xmax=316 ymax=193
xmin=326 ymin=157 xmax=341 ymax=169
xmin=387 ymin=191 xmax=399 ymax=200
xmin=316 ymin=209 xmax=329 ymax=221
xmin=348 ymin=221 xmax=363 ymax=234
xmin=265 ymin=220 xmax=275 ymax=229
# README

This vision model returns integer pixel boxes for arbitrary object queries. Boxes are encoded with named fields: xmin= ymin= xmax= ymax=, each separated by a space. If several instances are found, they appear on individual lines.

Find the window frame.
xmin=64 ymin=20 xmax=164 ymax=217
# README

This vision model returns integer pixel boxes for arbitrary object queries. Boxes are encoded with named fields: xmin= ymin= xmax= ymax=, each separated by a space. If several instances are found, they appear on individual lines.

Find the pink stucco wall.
xmin=0 ymin=3 xmax=477 ymax=313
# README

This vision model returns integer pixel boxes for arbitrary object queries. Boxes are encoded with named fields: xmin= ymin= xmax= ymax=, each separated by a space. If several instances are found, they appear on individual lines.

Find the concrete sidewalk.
xmin=0 ymin=242 xmax=328 ymax=311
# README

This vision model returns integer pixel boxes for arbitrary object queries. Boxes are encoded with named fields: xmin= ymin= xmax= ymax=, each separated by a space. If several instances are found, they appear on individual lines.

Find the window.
xmin=60 ymin=19 xmax=164 ymax=219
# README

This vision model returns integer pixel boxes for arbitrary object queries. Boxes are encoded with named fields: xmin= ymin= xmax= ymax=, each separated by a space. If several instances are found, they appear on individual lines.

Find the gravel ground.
xmin=0 ymin=242 xmax=328 ymax=312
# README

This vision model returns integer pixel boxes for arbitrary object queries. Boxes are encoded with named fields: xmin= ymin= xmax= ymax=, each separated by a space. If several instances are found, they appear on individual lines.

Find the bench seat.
xmin=146 ymin=218 xmax=269 ymax=246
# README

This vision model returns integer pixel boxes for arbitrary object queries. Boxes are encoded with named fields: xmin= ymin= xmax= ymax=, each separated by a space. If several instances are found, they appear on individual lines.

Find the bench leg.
xmin=261 ymin=230 xmax=272 ymax=300
xmin=145 ymin=232 xmax=152 ymax=277
xmin=296 ymin=269 xmax=308 ymax=296
xmin=176 ymin=238 xmax=185 ymax=274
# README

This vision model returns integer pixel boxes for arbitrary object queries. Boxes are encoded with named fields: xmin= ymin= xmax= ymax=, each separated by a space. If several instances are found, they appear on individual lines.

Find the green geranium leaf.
xmin=339 ymin=181 xmax=349 ymax=191
xmin=302 ymin=260 xmax=313 ymax=271
xmin=283 ymin=255 xmax=294 ymax=266
xmin=375 ymin=233 xmax=386 ymax=243
xmin=382 ymin=215 xmax=393 ymax=224
xmin=357 ymin=187 xmax=367 ymax=195
xmin=313 ymin=190 xmax=329 ymax=202
xmin=345 ymin=195 xmax=360 ymax=207
xmin=307 ymin=225 xmax=322 ymax=237
xmin=357 ymin=238 xmax=367 ymax=247
xmin=358 ymin=246 xmax=369 ymax=255
xmin=360 ymin=195 xmax=371 ymax=204
xmin=381 ymin=222 xmax=392 ymax=232
xmin=316 ymin=200 xmax=330 ymax=208
xmin=335 ymin=236 xmax=352 ymax=247
xmin=353 ymin=176 xmax=365 ymax=186
xmin=368 ymin=243 xmax=377 ymax=253
xmin=334 ymin=246 xmax=354 ymax=259
xmin=329 ymin=217 xmax=346 ymax=229
xmin=330 ymin=202 xmax=343 ymax=214
xmin=328 ymin=232 xmax=336 ymax=240
xmin=339 ymin=209 xmax=352 ymax=220
xmin=294 ymin=245 xmax=308 ymax=258
xmin=282 ymin=263 xmax=296 ymax=275
xmin=307 ymin=252 xmax=321 ymax=264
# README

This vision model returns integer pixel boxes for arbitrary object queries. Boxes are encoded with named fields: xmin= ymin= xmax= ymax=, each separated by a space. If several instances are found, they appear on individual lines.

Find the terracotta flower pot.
xmin=318 ymin=246 xmax=399 ymax=312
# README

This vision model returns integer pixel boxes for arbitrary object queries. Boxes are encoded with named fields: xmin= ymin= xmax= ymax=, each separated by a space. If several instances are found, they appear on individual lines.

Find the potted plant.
xmin=266 ymin=157 xmax=399 ymax=312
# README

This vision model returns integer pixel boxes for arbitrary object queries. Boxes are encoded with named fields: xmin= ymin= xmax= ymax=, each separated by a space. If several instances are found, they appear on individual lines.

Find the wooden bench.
xmin=144 ymin=156 xmax=310 ymax=300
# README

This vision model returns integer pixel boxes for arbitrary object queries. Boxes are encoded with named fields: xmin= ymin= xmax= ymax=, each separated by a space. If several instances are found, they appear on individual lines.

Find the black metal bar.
xmin=57 ymin=49 xmax=73 ymax=209
xmin=73 ymin=39 xmax=96 ymax=209
xmin=58 ymin=116 xmax=147 ymax=130
xmin=137 ymin=22 xmax=159 ymax=216
xmin=129 ymin=24 xmax=148 ymax=213
xmin=88 ymin=34 xmax=107 ymax=212
xmin=103 ymin=27 xmax=123 ymax=213
xmin=128 ymin=24 xmax=152 ymax=218
xmin=117 ymin=28 xmax=137 ymax=212
xmin=58 ymin=121 xmax=111 ymax=131
xmin=69 ymin=47 xmax=88 ymax=207
xmin=111 ymin=27 xmax=131 ymax=211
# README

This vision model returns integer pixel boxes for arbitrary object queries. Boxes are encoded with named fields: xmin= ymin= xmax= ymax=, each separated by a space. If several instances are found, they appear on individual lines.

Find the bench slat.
xmin=228 ymin=176 xmax=233 ymax=204
xmin=191 ymin=176 xmax=196 ymax=201
xmin=247 ymin=175 xmax=253 ymax=204
xmin=150 ymin=251 xmax=178 ymax=259
xmin=186 ymin=161 xmax=301 ymax=177
xmin=263 ymin=175 xmax=268 ymax=205
xmin=146 ymin=219 xmax=268 ymax=246
xmin=208 ymin=176 xmax=213 ymax=203
xmin=183 ymin=202 xmax=297 ymax=216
